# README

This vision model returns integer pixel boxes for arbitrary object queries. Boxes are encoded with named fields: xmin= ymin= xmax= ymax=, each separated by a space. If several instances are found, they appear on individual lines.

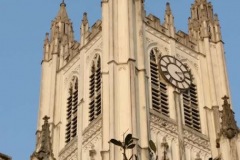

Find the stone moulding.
xmin=183 ymin=128 xmax=211 ymax=153
xmin=62 ymin=54 xmax=81 ymax=73
xmin=82 ymin=116 xmax=102 ymax=145
xmin=176 ymin=53 xmax=199 ymax=71
xmin=176 ymin=44 xmax=199 ymax=59
xmin=145 ymin=26 xmax=170 ymax=44
xmin=59 ymin=137 xmax=78 ymax=160
xmin=150 ymin=110 xmax=211 ymax=155
xmin=150 ymin=110 xmax=178 ymax=136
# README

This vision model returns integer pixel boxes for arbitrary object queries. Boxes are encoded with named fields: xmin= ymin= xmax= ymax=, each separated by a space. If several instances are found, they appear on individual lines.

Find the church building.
xmin=31 ymin=0 xmax=240 ymax=159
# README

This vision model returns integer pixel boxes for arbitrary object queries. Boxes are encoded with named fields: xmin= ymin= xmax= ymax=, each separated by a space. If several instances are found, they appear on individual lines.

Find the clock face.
xmin=160 ymin=55 xmax=192 ymax=90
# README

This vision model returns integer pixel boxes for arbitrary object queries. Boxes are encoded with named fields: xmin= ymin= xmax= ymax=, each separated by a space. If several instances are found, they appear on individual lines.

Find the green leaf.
xmin=127 ymin=144 xmax=136 ymax=149
xmin=128 ymin=139 xmax=133 ymax=145
xmin=149 ymin=140 xmax=157 ymax=153
xmin=125 ymin=134 xmax=133 ymax=146
xmin=110 ymin=139 xmax=123 ymax=147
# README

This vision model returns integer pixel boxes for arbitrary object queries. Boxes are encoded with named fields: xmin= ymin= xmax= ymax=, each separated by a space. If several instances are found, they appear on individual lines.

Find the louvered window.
xmin=65 ymin=77 xmax=78 ymax=144
xmin=183 ymin=83 xmax=201 ymax=132
xmin=150 ymin=50 xmax=169 ymax=116
xmin=89 ymin=55 xmax=102 ymax=122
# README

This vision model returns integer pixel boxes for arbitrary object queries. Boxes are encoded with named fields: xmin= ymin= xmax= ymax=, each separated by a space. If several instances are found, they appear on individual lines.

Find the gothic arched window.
xmin=149 ymin=50 xmax=169 ymax=117
xmin=183 ymin=83 xmax=201 ymax=132
xmin=89 ymin=55 xmax=102 ymax=122
xmin=65 ymin=76 xmax=78 ymax=144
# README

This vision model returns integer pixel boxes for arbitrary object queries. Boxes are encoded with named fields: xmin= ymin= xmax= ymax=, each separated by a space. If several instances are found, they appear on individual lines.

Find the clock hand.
xmin=175 ymin=71 xmax=183 ymax=80
xmin=175 ymin=71 xmax=183 ymax=75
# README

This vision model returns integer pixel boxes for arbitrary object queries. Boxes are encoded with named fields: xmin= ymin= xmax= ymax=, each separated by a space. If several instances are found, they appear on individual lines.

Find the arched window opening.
xmin=150 ymin=50 xmax=169 ymax=117
xmin=89 ymin=55 xmax=102 ymax=122
xmin=65 ymin=77 xmax=78 ymax=144
xmin=183 ymin=83 xmax=201 ymax=132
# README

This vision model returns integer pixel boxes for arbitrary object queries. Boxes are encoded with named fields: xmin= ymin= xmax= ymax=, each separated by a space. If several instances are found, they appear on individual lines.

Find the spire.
xmin=82 ymin=12 xmax=88 ymax=26
xmin=49 ymin=2 xmax=74 ymax=42
xmin=164 ymin=2 xmax=175 ymax=37
xmin=31 ymin=116 xmax=56 ymax=160
xmin=220 ymin=96 xmax=239 ymax=139
xmin=165 ymin=2 xmax=172 ymax=16
xmin=56 ymin=0 xmax=69 ymax=22
xmin=188 ymin=0 xmax=215 ymax=39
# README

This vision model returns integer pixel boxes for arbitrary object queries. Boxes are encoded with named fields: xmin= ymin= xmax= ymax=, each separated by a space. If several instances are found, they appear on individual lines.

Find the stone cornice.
xmin=145 ymin=26 xmax=170 ymax=44
xmin=150 ymin=110 xmax=178 ymax=136
xmin=82 ymin=115 xmax=102 ymax=144
xmin=183 ymin=126 xmax=211 ymax=153
xmin=150 ymin=110 xmax=211 ymax=154
xmin=59 ymin=137 xmax=78 ymax=160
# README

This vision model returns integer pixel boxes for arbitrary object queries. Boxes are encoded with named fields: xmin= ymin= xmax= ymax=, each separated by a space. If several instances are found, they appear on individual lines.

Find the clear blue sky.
xmin=0 ymin=0 xmax=239 ymax=159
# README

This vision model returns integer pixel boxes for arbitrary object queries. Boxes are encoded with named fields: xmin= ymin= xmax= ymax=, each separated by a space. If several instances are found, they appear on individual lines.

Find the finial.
xmin=44 ymin=32 xmax=50 ymax=46
xmin=60 ymin=0 xmax=66 ymax=6
xmin=214 ymin=14 xmax=219 ymax=21
xmin=222 ymin=95 xmax=229 ymax=105
xmin=30 ymin=116 xmax=56 ymax=160
xmin=165 ymin=2 xmax=172 ymax=15
xmin=43 ymin=115 xmax=50 ymax=123
xmin=82 ymin=12 xmax=88 ymax=26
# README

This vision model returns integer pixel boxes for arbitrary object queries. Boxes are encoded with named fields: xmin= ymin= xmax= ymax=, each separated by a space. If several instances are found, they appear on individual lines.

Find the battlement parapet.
xmin=86 ymin=20 xmax=102 ymax=42
xmin=175 ymin=30 xmax=196 ymax=51
xmin=145 ymin=14 xmax=169 ymax=36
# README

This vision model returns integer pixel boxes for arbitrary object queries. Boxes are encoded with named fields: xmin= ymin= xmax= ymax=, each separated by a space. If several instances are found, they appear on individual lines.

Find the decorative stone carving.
xmin=63 ymin=54 xmax=81 ymax=73
xmin=59 ymin=138 xmax=78 ymax=160
xmin=84 ymin=35 xmax=102 ymax=52
xmin=146 ymin=37 xmax=154 ymax=46
xmin=82 ymin=117 xmax=102 ymax=150
xmin=183 ymin=128 xmax=211 ymax=152
xmin=31 ymin=116 xmax=56 ymax=160
xmin=150 ymin=111 xmax=211 ymax=158
xmin=220 ymin=96 xmax=239 ymax=139
xmin=118 ymin=66 xmax=126 ymax=71
xmin=176 ymin=53 xmax=198 ymax=70
xmin=195 ymin=152 xmax=202 ymax=160
xmin=161 ymin=137 xmax=169 ymax=160
xmin=176 ymin=44 xmax=198 ymax=59
xmin=150 ymin=112 xmax=178 ymax=137
xmin=146 ymin=26 xmax=170 ymax=43
xmin=89 ymin=145 xmax=97 ymax=160
xmin=64 ymin=65 xmax=80 ymax=85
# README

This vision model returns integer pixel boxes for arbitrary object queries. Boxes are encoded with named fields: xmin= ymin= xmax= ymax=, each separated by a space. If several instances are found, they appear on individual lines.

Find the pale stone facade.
xmin=31 ymin=0 xmax=240 ymax=160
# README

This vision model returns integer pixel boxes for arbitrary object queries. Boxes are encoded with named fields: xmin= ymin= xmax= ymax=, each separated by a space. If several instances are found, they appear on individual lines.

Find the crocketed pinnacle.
xmin=165 ymin=2 xmax=172 ymax=16
xmin=56 ymin=0 xmax=69 ymax=22
xmin=188 ymin=0 xmax=217 ymax=39
xmin=49 ymin=2 xmax=74 ymax=42
xmin=30 ymin=116 xmax=56 ymax=160
xmin=82 ymin=12 xmax=88 ymax=26
xmin=221 ymin=96 xmax=239 ymax=139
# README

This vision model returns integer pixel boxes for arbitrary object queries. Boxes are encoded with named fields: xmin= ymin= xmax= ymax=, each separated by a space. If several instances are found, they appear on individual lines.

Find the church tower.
xmin=31 ymin=0 xmax=240 ymax=160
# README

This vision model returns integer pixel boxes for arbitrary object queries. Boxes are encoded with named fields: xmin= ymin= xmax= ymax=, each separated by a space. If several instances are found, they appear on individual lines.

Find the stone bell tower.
xmin=31 ymin=0 xmax=240 ymax=160
xmin=101 ymin=0 xmax=149 ymax=159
